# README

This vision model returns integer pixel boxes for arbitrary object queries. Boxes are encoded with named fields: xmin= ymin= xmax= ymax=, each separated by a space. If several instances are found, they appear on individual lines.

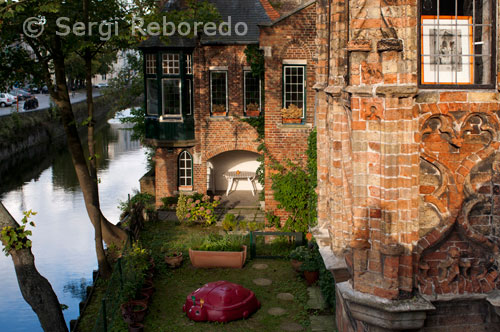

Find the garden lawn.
xmin=140 ymin=219 xmax=313 ymax=332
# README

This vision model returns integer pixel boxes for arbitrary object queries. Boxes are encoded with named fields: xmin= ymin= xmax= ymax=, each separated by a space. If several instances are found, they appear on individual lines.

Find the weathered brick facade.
xmin=260 ymin=1 xmax=317 ymax=216
xmin=313 ymin=0 xmax=500 ymax=330
xmin=151 ymin=1 xmax=318 ymax=211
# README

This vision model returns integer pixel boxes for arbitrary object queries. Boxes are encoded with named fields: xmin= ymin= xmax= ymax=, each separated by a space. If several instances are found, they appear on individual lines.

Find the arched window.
xmin=178 ymin=151 xmax=192 ymax=187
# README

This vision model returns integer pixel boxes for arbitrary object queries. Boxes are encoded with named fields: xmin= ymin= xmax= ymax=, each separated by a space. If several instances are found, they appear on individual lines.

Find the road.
xmin=0 ymin=91 xmax=101 ymax=117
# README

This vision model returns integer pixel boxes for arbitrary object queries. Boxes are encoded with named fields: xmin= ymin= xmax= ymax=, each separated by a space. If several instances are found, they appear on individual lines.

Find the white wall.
xmin=207 ymin=150 xmax=262 ymax=191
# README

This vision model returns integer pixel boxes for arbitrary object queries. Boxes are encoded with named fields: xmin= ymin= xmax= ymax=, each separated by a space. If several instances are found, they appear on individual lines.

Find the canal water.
xmin=0 ymin=118 xmax=147 ymax=331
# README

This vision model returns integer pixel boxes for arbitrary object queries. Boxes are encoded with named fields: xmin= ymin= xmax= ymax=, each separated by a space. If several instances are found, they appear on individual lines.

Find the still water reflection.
xmin=0 ymin=122 xmax=147 ymax=331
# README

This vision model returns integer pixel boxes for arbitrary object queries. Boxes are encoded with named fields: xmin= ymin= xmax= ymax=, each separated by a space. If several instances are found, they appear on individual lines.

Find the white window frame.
xmin=243 ymin=70 xmax=261 ymax=113
xmin=283 ymin=65 xmax=306 ymax=118
xmin=162 ymin=53 xmax=180 ymax=75
xmin=178 ymin=151 xmax=193 ymax=187
xmin=210 ymin=71 xmax=228 ymax=115
xmin=145 ymin=54 xmax=157 ymax=75
xmin=161 ymin=78 xmax=182 ymax=120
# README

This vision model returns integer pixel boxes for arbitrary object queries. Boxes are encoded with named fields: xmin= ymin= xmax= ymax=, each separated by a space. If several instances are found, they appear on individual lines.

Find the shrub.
xmin=186 ymin=195 xmax=221 ymax=226
xmin=222 ymin=213 xmax=237 ymax=231
xmin=176 ymin=193 xmax=189 ymax=222
xmin=161 ymin=195 xmax=179 ymax=210
xmin=119 ymin=191 xmax=155 ymax=218
xmin=289 ymin=246 xmax=310 ymax=262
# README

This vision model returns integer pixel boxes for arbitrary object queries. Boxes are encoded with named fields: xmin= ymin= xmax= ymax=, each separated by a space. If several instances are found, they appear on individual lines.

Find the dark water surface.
xmin=0 ymin=121 xmax=147 ymax=331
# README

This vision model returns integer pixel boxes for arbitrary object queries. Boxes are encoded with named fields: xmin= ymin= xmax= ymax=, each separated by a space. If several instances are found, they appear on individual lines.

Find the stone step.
xmin=307 ymin=286 xmax=327 ymax=310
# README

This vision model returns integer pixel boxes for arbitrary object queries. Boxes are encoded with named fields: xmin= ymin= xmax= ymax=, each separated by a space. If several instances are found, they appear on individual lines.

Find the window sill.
xmin=159 ymin=116 xmax=183 ymax=123
xmin=208 ymin=116 xmax=233 ymax=121
xmin=277 ymin=123 xmax=312 ymax=130
xmin=178 ymin=186 xmax=193 ymax=192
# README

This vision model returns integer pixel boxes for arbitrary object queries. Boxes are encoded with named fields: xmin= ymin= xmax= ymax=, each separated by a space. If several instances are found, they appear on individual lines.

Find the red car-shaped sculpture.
xmin=183 ymin=281 xmax=261 ymax=323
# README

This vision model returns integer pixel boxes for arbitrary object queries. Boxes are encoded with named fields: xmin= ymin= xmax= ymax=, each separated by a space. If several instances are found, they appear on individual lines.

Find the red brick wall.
xmin=259 ymin=1 xmax=317 ymax=217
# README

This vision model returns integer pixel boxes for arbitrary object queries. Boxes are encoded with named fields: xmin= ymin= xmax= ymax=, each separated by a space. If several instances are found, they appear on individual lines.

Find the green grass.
xmin=141 ymin=220 xmax=313 ymax=332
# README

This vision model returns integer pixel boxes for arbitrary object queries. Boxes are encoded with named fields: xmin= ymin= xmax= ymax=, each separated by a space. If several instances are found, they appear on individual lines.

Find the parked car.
xmin=10 ymin=88 xmax=32 ymax=101
xmin=0 ymin=93 xmax=14 ymax=107
xmin=94 ymin=83 xmax=109 ymax=88
xmin=24 ymin=85 xmax=40 ymax=94
xmin=41 ymin=86 xmax=49 ymax=94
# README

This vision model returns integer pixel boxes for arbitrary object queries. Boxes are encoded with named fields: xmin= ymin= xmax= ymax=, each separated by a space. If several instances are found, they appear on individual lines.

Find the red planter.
xmin=246 ymin=110 xmax=260 ymax=117
xmin=304 ymin=270 xmax=319 ymax=285
xmin=134 ymin=292 xmax=150 ymax=307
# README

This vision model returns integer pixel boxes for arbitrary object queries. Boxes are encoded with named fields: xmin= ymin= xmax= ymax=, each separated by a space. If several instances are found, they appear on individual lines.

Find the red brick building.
xmin=313 ymin=0 xmax=500 ymax=330
xmin=140 ymin=0 xmax=317 ymax=210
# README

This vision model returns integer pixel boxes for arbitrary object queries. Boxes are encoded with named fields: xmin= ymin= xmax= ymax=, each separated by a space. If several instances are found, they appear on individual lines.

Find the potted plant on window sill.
xmin=246 ymin=103 xmax=260 ymax=117
xmin=281 ymin=104 xmax=303 ymax=124
xmin=189 ymin=234 xmax=247 ymax=268
xmin=211 ymin=104 xmax=227 ymax=117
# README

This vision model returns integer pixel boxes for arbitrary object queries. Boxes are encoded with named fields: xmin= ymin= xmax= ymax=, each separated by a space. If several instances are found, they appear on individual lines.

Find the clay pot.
xmin=304 ymin=270 xmax=319 ymax=285
xmin=141 ymin=280 xmax=155 ymax=297
xmin=282 ymin=118 xmax=302 ymax=124
xmin=246 ymin=109 xmax=260 ymax=117
xmin=165 ymin=252 xmax=183 ymax=268
xmin=128 ymin=323 xmax=144 ymax=332
xmin=134 ymin=292 xmax=150 ymax=307
xmin=121 ymin=301 xmax=148 ymax=324
xmin=290 ymin=259 xmax=304 ymax=272
xmin=211 ymin=111 xmax=226 ymax=117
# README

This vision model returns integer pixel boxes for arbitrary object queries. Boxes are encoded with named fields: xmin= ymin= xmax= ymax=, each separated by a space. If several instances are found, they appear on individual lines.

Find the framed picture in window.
xmin=421 ymin=16 xmax=473 ymax=84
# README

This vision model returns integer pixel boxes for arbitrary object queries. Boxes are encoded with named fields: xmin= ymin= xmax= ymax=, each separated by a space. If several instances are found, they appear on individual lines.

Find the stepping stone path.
xmin=310 ymin=316 xmax=335 ymax=331
xmin=253 ymin=278 xmax=272 ymax=286
xmin=277 ymin=293 xmax=294 ymax=301
xmin=268 ymin=307 xmax=286 ymax=316
xmin=280 ymin=322 xmax=304 ymax=331
xmin=307 ymin=286 xmax=327 ymax=310
xmin=252 ymin=263 xmax=269 ymax=270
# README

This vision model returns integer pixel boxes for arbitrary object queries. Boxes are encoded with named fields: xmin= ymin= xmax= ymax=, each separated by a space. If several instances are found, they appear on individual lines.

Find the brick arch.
xmin=279 ymin=38 xmax=313 ymax=60
xmin=205 ymin=145 xmax=260 ymax=162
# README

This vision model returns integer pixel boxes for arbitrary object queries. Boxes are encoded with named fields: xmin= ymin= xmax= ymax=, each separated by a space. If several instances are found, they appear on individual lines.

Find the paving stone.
xmin=267 ymin=307 xmax=286 ymax=316
xmin=252 ymin=263 xmax=269 ymax=270
xmin=307 ymin=286 xmax=327 ymax=310
xmin=277 ymin=293 xmax=295 ymax=301
xmin=280 ymin=322 xmax=304 ymax=331
xmin=310 ymin=315 xmax=335 ymax=331
xmin=253 ymin=278 xmax=272 ymax=286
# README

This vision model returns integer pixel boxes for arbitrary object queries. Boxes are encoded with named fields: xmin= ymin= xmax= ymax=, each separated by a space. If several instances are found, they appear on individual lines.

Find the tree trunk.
xmin=0 ymin=203 xmax=68 ymax=332
xmin=50 ymin=44 xmax=113 ymax=278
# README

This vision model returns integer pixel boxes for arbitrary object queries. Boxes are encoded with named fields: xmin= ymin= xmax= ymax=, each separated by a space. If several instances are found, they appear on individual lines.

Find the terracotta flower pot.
xmin=246 ymin=109 xmax=260 ymax=117
xmin=282 ymin=118 xmax=302 ymax=124
xmin=189 ymin=245 xmax=247 ymax=268
xmin=141 ymin=280 xmax=154 ymax=297
xmin=304 ymin=270 xmax=319 ymax=285
xmin=165 ymin=252 xmax=183 ymax=268
xmin=134 ymin=292 xmax=150 ymax=307
xmin=290 ymin=259 xmax=304 ymax=272
xmin=121 ymin=301 xmax=148 ymax=324
xmin=128 ymin=322 xmax=144 ymax=332
xmin=211 ymin=111 xmax=226 ymax=117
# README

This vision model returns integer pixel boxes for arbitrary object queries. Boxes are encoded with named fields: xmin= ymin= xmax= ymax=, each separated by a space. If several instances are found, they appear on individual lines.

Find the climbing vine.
xmin=244 ymin=45 xmax=265 ymax=78
xmin=1 ymin=210 xmax=37 ymax=255
xmin=268 ymin=129 xmax=317 ymax=233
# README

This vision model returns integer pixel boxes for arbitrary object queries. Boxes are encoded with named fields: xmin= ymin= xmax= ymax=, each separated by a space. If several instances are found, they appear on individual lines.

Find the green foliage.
xmin=175 ymin=193 xmax=189 ymax=222
xmin=289 ymin=246 xmax=310 ymax=262
xmin=161 ymin=195 xmax=179 ymax=210
xmin=240 ymin=116 xmax=265 ymax=140
xmin=119 ymin=107 xmax=146 ymax=142
xmin=299 ymin=248 xmax=322 ymax=272
xmin=1 ymin=210 xmax=37 ymax=256
xmin=119 ymin=191 xmax=155 ymax=215
xmin=185 ymin=195 xmax=221 ymax=226
xmin=191 ymin=234 xmax=247 ymax=252
xmin=122 ymin=241 xmax=151 ymax=300
xmin=319 ymin=262 xmax=336 ymax=308
xmin=222 ymin=213 xmax=237 ymax=231
xmin=269 ymin=129 xmax=317 ymax=232
xmin=244 ymin=45 xmax=265 ymax=78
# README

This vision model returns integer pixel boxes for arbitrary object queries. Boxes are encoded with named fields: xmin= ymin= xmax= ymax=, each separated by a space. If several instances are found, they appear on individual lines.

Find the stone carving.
xmin=417 ymin=111 xmax=500 ymax=295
